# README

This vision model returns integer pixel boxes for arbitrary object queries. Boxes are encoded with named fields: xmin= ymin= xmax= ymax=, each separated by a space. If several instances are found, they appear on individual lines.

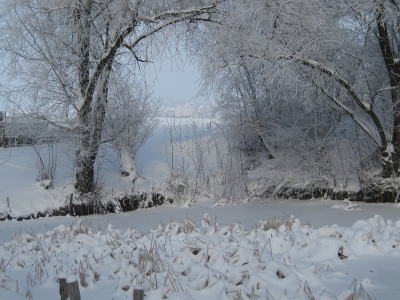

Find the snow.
xmin=74 ymin=90 xmax=85 ymax=111
xmin=1 ymin=123 xmax=400 ymax=299
xmin=361 ymin=101 xmax=370 ymax=111
xmin=1 ymin=213 xmax=400 ymax=299
xmin=0 ymin=146 xmax=75 ymax=218
xmin=120 ymin=147 xmax=138 ymax=182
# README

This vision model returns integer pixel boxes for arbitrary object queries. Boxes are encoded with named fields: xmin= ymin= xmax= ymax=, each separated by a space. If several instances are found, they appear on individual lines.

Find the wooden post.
xmin=1 ymin=111 xmax=5 ymax=148
xmin=59 ymin=278 xmax=68 ymax=300
xmin=67 ymin=281 xmax=81 ymax=300
xmin=69 ymin=194 xmax=73 ymax=216
xmin=133 ymin=289 xmax=144 ymax=300
xmin=1 ymin=124 xmax=3 ymax=148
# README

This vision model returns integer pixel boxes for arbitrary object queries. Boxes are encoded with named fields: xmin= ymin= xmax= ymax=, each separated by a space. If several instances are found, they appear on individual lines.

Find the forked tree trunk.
xmin=72 ymin=1 xmax=112 ymax=194
xmin=74 ymin=62 xmax=111 ymax=195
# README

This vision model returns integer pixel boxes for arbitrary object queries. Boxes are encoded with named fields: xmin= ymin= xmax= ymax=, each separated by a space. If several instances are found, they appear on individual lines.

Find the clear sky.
xmin=0 ymin=40 xmax=211 ymax=111
xmin=145 ymin=56 xmax=208 ymax=108
xmin=0 ymin=58 xmax=208 ymax=111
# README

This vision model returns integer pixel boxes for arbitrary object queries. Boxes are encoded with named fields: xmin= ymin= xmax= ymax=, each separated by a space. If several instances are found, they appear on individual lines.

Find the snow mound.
xmin=331 ymin=199 xmax=361 ymax=210
xmin=1 ymin=215 xmax=399 ymax=299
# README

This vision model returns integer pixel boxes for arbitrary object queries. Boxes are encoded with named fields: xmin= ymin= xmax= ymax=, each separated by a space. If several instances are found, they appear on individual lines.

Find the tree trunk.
xmin=73 ymin=1 xmax=112 ymax=195
xmin=376 ymin=5 xmax=400 ymax=177
xmin=74 ymin=63 xmax=111 ymax=194
xmin=75 ymin=151 xmax=96 ymax=194
xmin=382 ymin=96 xmax=400 ymax=178
xmin=74 ymin=103 xmax=99 ymax=194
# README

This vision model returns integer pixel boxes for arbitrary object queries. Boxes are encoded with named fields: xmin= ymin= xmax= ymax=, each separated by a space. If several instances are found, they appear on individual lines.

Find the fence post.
xmin=58 ymin=278 xmax=68 ymax=300
xmin=133 ymin=289 xmax=144 ymax=300
xmin=69 ymin=194 xmax=73 ymax=216
xmin=1 ymin=113 xmax=5 ymax=147
xmin=67 ymin=281 xmax=81 ymax=300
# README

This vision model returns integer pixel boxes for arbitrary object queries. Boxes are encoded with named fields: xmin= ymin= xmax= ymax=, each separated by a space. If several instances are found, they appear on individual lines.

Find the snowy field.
xmin=1 ymin=120 xmax=400 ymax=299
xmin=0 ymin=117 xmax=214 ymax=218
xmin=1 ymin=206 xmax=400 ymax=300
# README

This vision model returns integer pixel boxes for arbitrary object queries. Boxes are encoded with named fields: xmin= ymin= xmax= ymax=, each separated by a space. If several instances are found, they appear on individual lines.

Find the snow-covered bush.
xmin=104 ymin=75 xmax=159 ymax=184
xmin=2 ymin=215 xmax=397 ymax=299
xmin=163 ymin=119 xmax=249 ymax=204
xmin=30 ymin=141 xmax=59 ymax=189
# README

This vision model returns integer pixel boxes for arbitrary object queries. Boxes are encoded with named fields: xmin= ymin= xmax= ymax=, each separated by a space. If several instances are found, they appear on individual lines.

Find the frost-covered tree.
xmin=205 ymin=53 xmax=341 ymax=177
xmin=195 ymin=1 xmax=341 ymax=174
xmin=0 ymin=0 xmax=223 ymax=194
xmin=197 ymin=0 xmax=400 ymax=179
xmin=104 ymin=71 xmax=159 ymax=181
xmin=338 ymin=0 xmax=400 ymax=178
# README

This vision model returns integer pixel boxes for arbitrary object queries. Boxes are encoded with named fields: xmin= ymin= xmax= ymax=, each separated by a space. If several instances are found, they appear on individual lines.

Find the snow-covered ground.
xmin=0 ymin=117 xmax=218 ymax=218
xmin=1 ymin=120 xmax=400 ymax=299
xmin=1 ymin=209 xmax=400 ymax=299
